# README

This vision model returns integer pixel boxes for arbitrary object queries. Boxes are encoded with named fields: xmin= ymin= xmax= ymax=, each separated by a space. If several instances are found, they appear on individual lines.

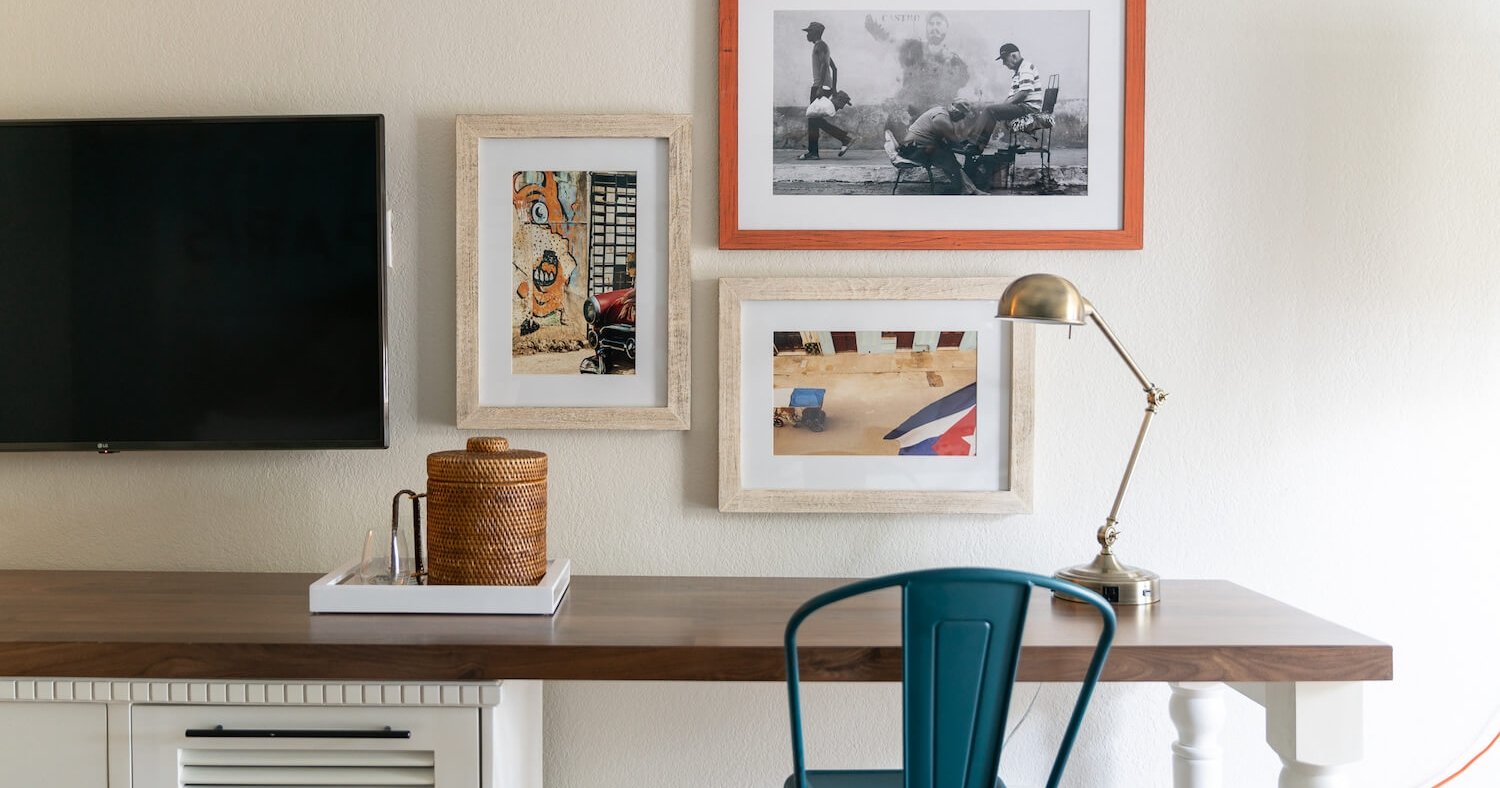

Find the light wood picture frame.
xmin=719 ymin=277 xmax=1034 ymax=513
xmin=718 ymin=0 xmax=1144 ymax=250
xmin=456 ymin=115 xmax=691 ymax=430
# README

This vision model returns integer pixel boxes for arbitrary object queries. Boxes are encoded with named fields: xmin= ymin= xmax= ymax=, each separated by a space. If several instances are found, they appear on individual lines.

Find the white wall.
xmin=2 ymin=1 xmax=1498 ymax=785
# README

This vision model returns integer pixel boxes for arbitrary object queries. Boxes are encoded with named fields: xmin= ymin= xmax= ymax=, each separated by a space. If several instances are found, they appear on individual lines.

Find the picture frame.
xmin=719 ymin=277 xmax=1034 ymax=513
xmin=718 ymin=0 xmax=1144 ymax=250
xmin=456 ymin=114 xmax=692 ymax=430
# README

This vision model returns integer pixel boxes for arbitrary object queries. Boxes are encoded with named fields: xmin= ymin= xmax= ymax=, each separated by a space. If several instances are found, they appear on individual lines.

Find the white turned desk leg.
xmin=1230 ymin=681 xmax=1363 ymax=788
xmin=1169 ymin=682 xmax=1224 ymax=788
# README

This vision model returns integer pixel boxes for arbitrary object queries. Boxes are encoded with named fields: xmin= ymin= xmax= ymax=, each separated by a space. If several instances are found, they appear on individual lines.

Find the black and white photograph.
xmin=771 ymin=10 xmax=1088 ymax=197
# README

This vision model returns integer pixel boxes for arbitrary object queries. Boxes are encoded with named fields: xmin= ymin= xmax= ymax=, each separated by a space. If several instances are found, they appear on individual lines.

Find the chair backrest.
xmin=1042 ymin=74 xmax=1061 ymax=113
xmin=784 ymin=568 xmax=1115 ymax=788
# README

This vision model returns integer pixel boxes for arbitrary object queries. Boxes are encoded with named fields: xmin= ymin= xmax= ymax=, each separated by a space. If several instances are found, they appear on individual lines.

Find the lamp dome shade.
xmin=996 ymin=274 xmax=1090 ymax=325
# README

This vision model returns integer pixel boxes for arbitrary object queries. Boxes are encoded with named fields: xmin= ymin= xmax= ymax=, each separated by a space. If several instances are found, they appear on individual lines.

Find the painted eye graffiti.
xmin=529 ymin=200 xmax=549 ymax=225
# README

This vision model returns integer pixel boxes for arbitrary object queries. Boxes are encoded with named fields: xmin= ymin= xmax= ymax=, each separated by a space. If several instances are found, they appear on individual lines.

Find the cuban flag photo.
xmin=882 ymin=383 xmax=978 ymax=456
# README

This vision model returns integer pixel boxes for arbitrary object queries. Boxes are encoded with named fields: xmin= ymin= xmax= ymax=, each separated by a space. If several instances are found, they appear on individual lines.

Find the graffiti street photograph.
xmin=458 ymin=115 xmax=691 ymax=429
xmin=771 ymin=330 xmax=978 ymax=456
xmin=510 ymin=170 xmax=638 ymax=375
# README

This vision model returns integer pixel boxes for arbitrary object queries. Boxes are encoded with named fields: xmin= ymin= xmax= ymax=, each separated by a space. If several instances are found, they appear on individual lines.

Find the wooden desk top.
xmin=0 ymin=571 xmax=1391 ymax=684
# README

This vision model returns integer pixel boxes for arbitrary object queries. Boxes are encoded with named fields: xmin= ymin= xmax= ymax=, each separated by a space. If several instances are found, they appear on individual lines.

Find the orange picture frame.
xmin=718 ymin=0 xmax=1145 ymax=250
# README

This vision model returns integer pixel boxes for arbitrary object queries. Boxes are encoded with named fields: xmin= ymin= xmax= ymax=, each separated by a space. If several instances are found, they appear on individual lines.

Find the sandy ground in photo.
xmin=510 ymin=347 xmax=637 ymax=375
xmin=772 ymin=348 xmax=977 ymax=456
xmin=510 ymin=347 xmax=592 ymax=375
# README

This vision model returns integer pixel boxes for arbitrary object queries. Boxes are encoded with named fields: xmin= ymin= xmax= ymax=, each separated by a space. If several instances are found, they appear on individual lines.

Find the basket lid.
xmin=428 ymin=444 xmax=547 ymax=483
xmin=465 ymin=436 xmax=510 ymax=453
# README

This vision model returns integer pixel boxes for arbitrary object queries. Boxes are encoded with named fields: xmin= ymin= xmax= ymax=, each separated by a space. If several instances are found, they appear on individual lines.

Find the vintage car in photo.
xmin=579 ymin=287 xmax=636 ymax=374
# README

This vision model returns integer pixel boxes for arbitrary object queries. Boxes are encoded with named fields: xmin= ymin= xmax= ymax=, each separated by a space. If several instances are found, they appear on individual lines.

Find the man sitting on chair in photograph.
xmin=899 ymin=100 xmax=985 ymax=195
xmin=971 ymin=42 xmax=1044 ymax=148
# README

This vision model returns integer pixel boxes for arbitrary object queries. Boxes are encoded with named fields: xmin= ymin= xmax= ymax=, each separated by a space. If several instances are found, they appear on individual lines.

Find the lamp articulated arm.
xmin=1086 ymin=304 xmax=1168 ymax=556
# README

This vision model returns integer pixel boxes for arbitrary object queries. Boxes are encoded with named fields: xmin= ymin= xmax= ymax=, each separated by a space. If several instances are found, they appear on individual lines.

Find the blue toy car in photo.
xmin=772 ymin=387 xmax=828 ymax=432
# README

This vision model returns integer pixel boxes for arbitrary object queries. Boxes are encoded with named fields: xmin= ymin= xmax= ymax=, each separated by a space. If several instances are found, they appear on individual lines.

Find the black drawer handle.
xmin=185 ymin=724 xmax=412 ymax=739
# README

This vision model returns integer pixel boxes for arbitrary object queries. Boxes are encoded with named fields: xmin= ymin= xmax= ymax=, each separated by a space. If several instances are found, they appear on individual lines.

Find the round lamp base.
xmin=1053 ymin=552 xmax=1160 ymax=606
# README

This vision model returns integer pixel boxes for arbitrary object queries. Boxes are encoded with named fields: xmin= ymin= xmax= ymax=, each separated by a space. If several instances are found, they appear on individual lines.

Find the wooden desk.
xmin=0 ymin=571 xmax=1390 ymax=788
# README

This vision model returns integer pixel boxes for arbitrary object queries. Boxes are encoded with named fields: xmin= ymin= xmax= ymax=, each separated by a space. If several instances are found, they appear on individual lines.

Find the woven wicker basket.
xmin=425 ymin=437 xmax=548 ymax=586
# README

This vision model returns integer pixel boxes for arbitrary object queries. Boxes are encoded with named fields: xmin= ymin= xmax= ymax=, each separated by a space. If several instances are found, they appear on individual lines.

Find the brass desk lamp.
xmin=997 ymin=274 xmax=1165 ymax=605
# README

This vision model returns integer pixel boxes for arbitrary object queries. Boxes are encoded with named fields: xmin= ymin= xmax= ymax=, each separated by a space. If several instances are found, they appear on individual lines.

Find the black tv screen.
xmin=0 ymin=115 xmax=388 ymax=451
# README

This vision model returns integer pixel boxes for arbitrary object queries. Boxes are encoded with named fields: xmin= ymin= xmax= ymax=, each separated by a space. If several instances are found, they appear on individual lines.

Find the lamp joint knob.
xmin=1097 ymin=522 xmax=1120 ymax=554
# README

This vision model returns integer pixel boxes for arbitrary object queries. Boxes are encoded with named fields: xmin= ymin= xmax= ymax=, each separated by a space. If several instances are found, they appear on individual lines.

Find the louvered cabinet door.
xmin=131 ymin=704 xmax=481 ymax=788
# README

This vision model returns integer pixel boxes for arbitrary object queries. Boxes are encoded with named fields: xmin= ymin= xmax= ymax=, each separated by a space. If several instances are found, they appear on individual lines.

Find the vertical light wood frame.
xmin=456 ymin=115 xmax=692 ymax=430
xmin=719 ymin=278 xmax=1034 ymax=513
xmin=717 ymin=0 xmax=1145 ymax=250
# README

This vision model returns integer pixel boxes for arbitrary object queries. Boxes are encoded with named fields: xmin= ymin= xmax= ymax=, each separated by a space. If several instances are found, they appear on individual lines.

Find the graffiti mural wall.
xmin=512 ymin=170 xmax=585 ymax=334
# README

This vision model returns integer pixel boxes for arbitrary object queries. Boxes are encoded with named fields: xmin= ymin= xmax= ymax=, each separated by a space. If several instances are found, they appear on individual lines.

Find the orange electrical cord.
xmin=1433 ymin=727 xmax=1500 ymax=787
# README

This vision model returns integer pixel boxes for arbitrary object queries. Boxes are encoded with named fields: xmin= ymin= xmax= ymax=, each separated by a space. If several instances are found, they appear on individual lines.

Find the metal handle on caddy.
xmin=391 ymin=489 xmax=427 ymax=583
xmin=185 ymin=724 xmax=412 ymax=739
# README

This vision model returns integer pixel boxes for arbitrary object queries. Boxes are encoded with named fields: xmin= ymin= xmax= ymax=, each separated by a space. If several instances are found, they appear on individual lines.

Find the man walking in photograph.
xmin=805 ymin=89 xmax=854 ymax=160
xmin=900 ymin=100 xmax=984 ymax=195
xmin=971 ymin=42 xmax=1044 ymax=147
xmin=799 ymin=21 xmax=853 ymax=160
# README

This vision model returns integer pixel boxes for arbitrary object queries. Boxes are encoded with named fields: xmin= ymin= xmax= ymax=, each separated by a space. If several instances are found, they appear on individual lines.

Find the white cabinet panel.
xmin=0 ymin=702 xmax=108 ymax=787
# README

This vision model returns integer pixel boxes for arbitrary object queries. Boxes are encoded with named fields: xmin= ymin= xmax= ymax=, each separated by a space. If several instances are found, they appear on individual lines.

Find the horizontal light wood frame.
xmin=456 ymin=114 xmax=692 ymax=430
xmin=717 ymin=0 xmax=1145 ymax=250
xmin=718 ymin=277 xmax=1034 ymax=513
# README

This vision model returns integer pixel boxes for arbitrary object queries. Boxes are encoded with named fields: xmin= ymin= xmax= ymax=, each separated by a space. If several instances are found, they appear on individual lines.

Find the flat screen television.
xmin=0 ymin=115 xmax=388 ymax=451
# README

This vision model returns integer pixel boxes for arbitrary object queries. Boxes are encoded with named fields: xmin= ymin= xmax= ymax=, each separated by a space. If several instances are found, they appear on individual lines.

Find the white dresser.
xmin=0 ymin=678 xmax=541 ymax=788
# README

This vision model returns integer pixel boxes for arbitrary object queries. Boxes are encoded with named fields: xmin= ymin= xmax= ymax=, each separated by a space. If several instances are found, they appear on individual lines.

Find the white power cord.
xmin=1004 ymin=683 xmax=1044 ymax=747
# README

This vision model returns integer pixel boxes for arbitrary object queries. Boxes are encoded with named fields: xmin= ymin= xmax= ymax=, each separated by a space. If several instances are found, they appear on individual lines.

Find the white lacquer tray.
xmin=308 ymin=559 xmax=571 ymax=615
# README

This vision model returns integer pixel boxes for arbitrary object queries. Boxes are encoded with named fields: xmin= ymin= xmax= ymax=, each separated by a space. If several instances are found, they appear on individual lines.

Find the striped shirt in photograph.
xmin=1010 ymin=59 xmax=1043 ymax=110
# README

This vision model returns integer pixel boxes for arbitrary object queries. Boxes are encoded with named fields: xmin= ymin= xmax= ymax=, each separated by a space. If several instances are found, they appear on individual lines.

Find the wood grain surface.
xmin=0 ymin=572 xmax=1390 ymax=684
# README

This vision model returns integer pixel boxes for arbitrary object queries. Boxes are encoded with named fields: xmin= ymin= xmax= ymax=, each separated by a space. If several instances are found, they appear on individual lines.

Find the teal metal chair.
xmin=782 ymin=568 xmax=1116 ymax=788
